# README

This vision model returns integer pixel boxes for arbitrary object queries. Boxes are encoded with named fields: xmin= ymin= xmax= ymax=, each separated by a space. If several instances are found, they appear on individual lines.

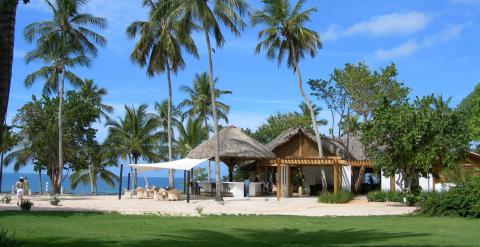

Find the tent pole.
xmin=118 ymin=164 xmax=123 ymax=200
xmin=187 ymin=170 xmax=190 ymax=203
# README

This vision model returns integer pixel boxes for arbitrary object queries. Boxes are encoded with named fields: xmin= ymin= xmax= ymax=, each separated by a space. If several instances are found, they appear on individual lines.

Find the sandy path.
xmin=0 ymin=195 xmax=416 ymax=217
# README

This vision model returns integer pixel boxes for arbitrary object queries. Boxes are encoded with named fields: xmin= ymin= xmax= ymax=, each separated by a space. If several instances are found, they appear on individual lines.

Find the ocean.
xmin=0 ymin=172 xmax=185 ymax=194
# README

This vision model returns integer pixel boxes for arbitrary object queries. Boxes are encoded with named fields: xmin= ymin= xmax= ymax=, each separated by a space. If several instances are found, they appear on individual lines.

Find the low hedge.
xmin=417 ymin=177 xmax=480 ymax=218
xmin=318 ymin=191 xmax=353 ymax=204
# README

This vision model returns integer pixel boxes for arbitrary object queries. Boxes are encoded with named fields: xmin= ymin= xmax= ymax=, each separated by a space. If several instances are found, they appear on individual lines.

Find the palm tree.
xmin=0 ymin=124 xmax=20 ymax=193
xmin=76 ymin=79 xmax=113 ymax=121
xmin=23 ymin=0 xmax=106 ymax=193
xmin=127 ymin=0 xmax=198 ymax=188
xmin=0 ymin=0 xmax=29 ymax=138
xmin=296 ymin=102 xmax=327 ymax=126
xmin=158 ymin=0 xmax=248 ymax=201
xmin=251 ymin=0 xmax=326 ymax=190
xmin=154 ymin=99 xmax=182 ymax=141
xmin=179 ymin=72 xmax=232 ymax=127
xmin=69 ymin=144 xmax=118 ymax=195
xmin=176 ymin=117 xmax=209 ymax=158
xmin=105 ymin=104 xmax=161 ymax=189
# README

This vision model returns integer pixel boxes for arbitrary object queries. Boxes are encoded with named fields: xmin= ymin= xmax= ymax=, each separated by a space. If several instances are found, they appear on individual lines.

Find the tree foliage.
xmin=361 ymin=95 xmax=470 ymax=191
xmin=458 ymin=83 xmax=480 ymax=145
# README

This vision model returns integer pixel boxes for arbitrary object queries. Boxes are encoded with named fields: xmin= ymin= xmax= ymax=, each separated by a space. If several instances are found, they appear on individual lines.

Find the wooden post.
xmin=287 ymin=165 xmax=291 ymax=197
xmin=276 ymin=160 xmax=280 ymax=201
xmin=390 ymin=176 xmax=395 ymax=192
xmin=118 ymin=164 xmax=123 ymax=200
xmin=127 ymin=172 xmax=131 ymax=190
xmin=334 ymin=164 xmax=338 ymax=194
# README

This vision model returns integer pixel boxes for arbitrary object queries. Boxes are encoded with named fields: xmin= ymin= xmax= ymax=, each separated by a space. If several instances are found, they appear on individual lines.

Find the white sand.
xmin=0 ymin=195 xmax=416 ymax=217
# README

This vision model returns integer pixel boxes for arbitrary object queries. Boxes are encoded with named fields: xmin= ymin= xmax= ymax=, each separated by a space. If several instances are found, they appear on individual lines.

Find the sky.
xmin=5 ymin=0 xmax=480 ymax=176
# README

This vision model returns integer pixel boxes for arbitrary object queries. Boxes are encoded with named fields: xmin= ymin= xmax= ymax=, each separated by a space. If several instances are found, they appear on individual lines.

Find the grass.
xmin=0 ymin=211 xmax=479 ymax=246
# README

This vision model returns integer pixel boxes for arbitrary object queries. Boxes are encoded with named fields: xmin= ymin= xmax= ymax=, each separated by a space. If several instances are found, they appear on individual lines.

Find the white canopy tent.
xmin=128 ymin=158 xmax=208 ymax=191
xmin=129 ymin=158 xmax=209 ymax=172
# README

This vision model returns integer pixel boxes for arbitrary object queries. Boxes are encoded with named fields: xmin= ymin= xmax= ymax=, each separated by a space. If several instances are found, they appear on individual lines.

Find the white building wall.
xmin=341 ymin=166 xmax=352 ymax=191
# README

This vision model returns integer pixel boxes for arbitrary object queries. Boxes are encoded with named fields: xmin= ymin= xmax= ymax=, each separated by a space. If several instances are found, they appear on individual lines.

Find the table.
xmin=222 ymin=182 xmax=244 ymax=198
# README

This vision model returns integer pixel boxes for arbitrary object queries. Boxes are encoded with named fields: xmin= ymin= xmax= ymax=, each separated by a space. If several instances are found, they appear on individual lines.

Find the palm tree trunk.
xmin=89 ymin=164 xmax=95 ymax=195
xmin=204 ymin=116 xmax=211 ymax=182
xmin=204 ymin=29 xmax=222 ymax=201
xmin=38 ymin=169 xmax=42 ymax=195
xmin=133 ymin=156 xmax=138 ymax=189
xmin=56 ymin=69 xmax=65 ymax=194
xmin=0 ymin=2 xmax=17 ymax=138
xmin=166 ymin=64 xmax=174 ymax=188
xmin=330 ymin=108 xmax=335 ymax=138
xmin=291 ymin=46 xmax=327 ymax=192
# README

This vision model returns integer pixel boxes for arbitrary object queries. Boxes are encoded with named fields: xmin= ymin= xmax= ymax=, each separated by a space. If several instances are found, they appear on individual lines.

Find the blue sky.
xmin=5 ymin=0 xmax=480 ymax=176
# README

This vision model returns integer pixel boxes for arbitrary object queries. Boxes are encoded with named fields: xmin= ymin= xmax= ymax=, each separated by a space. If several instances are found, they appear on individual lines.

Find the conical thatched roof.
xmin=266 ymin=127 xmax=366 ymax=160
xmin=187 ymin=126 xmax=276 ymax=160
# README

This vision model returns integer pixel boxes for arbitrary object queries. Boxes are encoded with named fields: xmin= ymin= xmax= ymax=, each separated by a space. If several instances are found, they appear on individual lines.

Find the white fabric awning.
xmin=129 ymin=158 xmax=208 ymax=172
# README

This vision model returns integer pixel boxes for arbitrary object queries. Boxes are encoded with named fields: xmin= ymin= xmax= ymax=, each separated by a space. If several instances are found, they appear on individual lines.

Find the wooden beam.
xmin=334 ymin=164 xmax=338 ymax=194
xmin=390 ymin=176 xmax=395 ymax=193
xmin=276 ymin=160 xmax=280 ymax=201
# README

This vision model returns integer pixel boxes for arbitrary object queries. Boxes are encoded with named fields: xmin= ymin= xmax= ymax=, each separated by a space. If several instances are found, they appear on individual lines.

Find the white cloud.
xmin=374 ymin=22 xmax=471 ymax=60
xmin=323 ymin=11 xmax=430 ymax=41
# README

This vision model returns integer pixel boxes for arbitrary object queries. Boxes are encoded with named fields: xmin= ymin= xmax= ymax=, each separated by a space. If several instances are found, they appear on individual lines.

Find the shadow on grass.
xmin=23 ymin=227 xmax=430 ymax=247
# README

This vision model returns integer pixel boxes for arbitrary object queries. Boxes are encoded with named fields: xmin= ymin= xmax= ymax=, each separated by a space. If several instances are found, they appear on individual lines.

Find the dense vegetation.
xmin=318 ymin=191 xmax=353 ymax=204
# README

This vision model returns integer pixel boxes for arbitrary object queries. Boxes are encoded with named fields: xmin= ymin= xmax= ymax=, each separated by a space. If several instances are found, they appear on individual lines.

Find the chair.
xmin=167 ymin=189 xmax=182 ymax=201
xmin=124 ymin=189 xmax=132 ymax=199
xmin=135 ymin=187 xmax=146 ymax=199
xmin=146 ymin=188 xmax=155 ymax=198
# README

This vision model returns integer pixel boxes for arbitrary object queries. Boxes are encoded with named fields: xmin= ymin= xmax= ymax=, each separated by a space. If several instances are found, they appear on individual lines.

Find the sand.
xmin=0 ymin=194 xmax=416 ymax=217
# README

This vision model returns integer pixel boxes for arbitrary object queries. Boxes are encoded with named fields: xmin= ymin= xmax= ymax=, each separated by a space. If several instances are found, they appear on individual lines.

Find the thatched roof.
xmin=266 ymin=127 xmax=366 ymax=160
xmin=187 ymin=126 xmax=276 ymax=160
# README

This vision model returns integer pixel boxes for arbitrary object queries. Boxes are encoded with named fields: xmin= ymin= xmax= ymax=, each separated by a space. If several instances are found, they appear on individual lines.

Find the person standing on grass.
xmin=15 ymin=177 xmax=25 ymax=205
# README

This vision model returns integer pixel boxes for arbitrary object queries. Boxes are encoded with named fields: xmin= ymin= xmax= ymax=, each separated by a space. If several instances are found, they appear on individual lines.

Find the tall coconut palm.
xmin=251 ymin=0 xmax=327 ymax=190
xmin=154 ymin=99 xmax=182 ymax=141
xmin=127 ymin=0 xmax=198 ymax=188
xmin=23 ymin=0 xmax=106 ymax=193
xmin=158 ymin=0 xmax=248 ymax=201
xmin=105 ymin=104 xmax=160 ymax=189
xmin=0 ymin=0 xmax=29 ymax=138
xmin=69 ymin=144 xmax=118 ymax=195
xmin=179 ymin=72 xmax=232 ymax=127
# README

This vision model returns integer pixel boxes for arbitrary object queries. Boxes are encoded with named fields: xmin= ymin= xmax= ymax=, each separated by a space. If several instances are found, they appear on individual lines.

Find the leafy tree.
xmin=0 ymin=124 xmax=20 ymax=192
xmin=361 ymin=96 xmax=470 ymax=192
xmin=23 ymin=0 xmax=106 ymax=193
xmin=249 ymin=111 xmax=322 ymax=144
xmin=179 ymin=72 xmax=232 ymax=127
xmin=458 ymin=83 xmax=480 ymax=146
xmin=69 ymin=143 xmax=117 ymax=195
xmin=105 ymin=104 xmax=161 ymax=189
xmin=127 ymin=0 xmax=198 ymax=188
xmin=251 ymin=0 xmax=325 ymax=189
xmin=0 ymin=0 xmax=29 ymax=138
xmin=158 ymin=0 xmax=248 ymax=201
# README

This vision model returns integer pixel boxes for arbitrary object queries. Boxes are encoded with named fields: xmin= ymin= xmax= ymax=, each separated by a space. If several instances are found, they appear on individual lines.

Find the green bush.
xmin=1 ymin=195 xmax=12 ymax=204
xmin=49 ymin=196 xmax=60 ymax=206
xmin=19 ymin=200 xmax=33 ymax=211
xmin=367 ymin=191 xmax=387 ymax=202
xmin=405 ymin=193 xmax=417 ymax=206
xmin=417 ymin=177 xmax=480 ymax=217
xmin=0 ymin=226 xmax=24 ymax=247
xmin=318 ymin=191 xmax=353 ymax=204
xmin=386 ymin=192 xmax=403 ymax=202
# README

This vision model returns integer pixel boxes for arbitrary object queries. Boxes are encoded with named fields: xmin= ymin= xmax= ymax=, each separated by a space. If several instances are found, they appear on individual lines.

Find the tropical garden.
xmin=0 ymin=0 xmax=480 ymax=246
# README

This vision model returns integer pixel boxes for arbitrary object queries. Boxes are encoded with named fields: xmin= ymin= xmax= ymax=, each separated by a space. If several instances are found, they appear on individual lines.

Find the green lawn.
xmin=0 ymin=211 xmax=478 ymax=246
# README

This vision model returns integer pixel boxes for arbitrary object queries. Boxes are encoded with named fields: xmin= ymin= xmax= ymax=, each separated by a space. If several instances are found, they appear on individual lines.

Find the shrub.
xmin=367 ymin=191 xmax=387 ymax=202
xmin=404 ymin=193 xmax=417 ymax=206
xmin=386 ymin=192 xmax=403 ymax=202
xmin=19 ymin=200 xmax=33 ymax=211
xmin=417 ymin=177 xmax=480 ymax=217
xmin=318 ymin=191 xmax=353 ymax=204
xmin=0 ymin=226 xmax=24 ymax=247
xmin=49 ymin=196 xmax=60 ymax=206
xmin=1 ymin=195 xmax=12 ymax=204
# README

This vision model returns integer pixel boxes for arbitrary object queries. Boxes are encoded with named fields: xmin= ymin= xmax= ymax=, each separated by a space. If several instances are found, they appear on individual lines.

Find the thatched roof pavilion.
xmin=266 ymin=127 xmax=366 ymax=160
xmin=187 ymin=126 xmax=275 ymax=181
